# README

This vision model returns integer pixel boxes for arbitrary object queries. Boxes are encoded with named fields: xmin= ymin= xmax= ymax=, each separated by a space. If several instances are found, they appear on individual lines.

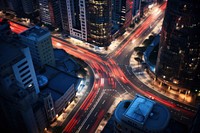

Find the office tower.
xmin=20 ymin=26 xmax=56 ymax=67
xmin=112 ymin=0 xmax=133 ymax=30
xmin=86 ymin=0 xmax=112 ymax=47
xmin=155 ymin=0 xmax=200 ymax=93
xmin=6 ymin=0 xmax=23 ymax=15
xmin=0 ymin=0 xmax=8 ymax=10
xmin=40 ymin=65 xmax=81 ymax=114
xmin=0 ymin=19 xmax=11 ymax=39
xmin=0 ymin=30 xmax=40 ymax=132
xmin=0 ymin=26 xmax=53 ymax=132
xmin=132 ymin=0 xmax=141 ymax=19
xmin=0 ymin=84 xmax=40 ymax=133
xmin=0 ymin=40 xmax=40 ymax=94
xmin=0 ymin=0 xmax=38 ymax=16
xmin=60 ymin=0 xmax=112 ymax=47
xmin=59 ymin=0 xmax=69 ymax=34
xmin=21 ymin=0 xmax=37 ymax=15
xmin=114 ymin=94 xmax=170 ymax=133
xmin=38 ymin=0 xmax=61 ymax=28
xmin=40 ymin=92 xmax=56 ymax=122
xmin=60 ymin=0 xmax=87 ymax=41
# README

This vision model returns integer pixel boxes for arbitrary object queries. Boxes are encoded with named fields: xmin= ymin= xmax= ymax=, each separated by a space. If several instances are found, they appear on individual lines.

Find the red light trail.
xmin=7 ymin=2 xmax=195 ymax=132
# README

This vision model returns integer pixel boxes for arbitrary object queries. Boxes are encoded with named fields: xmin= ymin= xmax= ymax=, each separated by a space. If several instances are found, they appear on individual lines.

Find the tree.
xmin=134 ymin=46 xmax=146 ymax=53
xmin=104 ymin=46 xmax=109 ymax=51
xmin=137 ymin=51 xmax=143 ymax=60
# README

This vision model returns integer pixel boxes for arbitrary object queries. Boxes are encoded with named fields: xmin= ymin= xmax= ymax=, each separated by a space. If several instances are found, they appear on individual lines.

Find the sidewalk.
xmin=95 ymin=92 xmax=133 ymax=133
xmin=130 ymin=51 xmax=196 ymax=107
xmin=50 ymin=71 xmax=90 ymax=127
xmin=54 ymin=16 xmax=146 ymax=56
xmin=128 ymin=18 xmax=197 ymax=107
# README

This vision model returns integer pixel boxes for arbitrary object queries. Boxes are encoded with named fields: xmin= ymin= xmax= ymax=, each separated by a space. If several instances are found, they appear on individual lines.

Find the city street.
xmin=6 ymin=1 xmax=197 ymax=133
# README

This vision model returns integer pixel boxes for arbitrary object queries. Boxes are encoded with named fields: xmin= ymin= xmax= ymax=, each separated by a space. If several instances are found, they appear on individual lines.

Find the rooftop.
xmin=54 ymin=49 xmax=80 ymax=75
xmin=20 ymin=26 xmax=49 ymax=41
xmin=123 ymin=95 xmax=155 ymax=125
xmin=41 ymin=65 xmax=80 ymax=101
xmin=114 ymin=94 xmax=170 ymax=132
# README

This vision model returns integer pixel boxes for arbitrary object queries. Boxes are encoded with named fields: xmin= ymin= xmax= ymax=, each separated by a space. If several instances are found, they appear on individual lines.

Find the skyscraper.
xmin=112 ymin=0 xmax=133 ymax=30
xmin=38 ymin=0 xmax=61 ymax=28
xmin=0 ymin=39 xmax=40 ymax=94
xmin=0 ymin=0 xmax=38 ymax=16
xmin=60 ymin=0 xmax=112 ymax=47
xmin=20 ymin=26 xmax=56 ymax=67
xmin=21 ymin=0 xmax=37 ymax=15
xmin=155 ymin=0 xmax=200 ymax=94
xmin=60 ymin=0 xmax=87 ymax=41
xmin=0 ymin=0 xmax=8 ymax=11
xmin=132 ymin=0 xmax=141 ymax=19
xmin=59 ymin=0 xmax=69 ymax=34
xmin=6 ymin=0 xmax=23 ymax=15
xmin=86 ymin=0 xmax=112 ymax=47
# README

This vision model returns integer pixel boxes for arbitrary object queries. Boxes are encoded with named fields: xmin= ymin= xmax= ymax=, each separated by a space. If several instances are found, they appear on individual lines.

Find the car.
xmin=149 ymin=95 xmax=155 ymax=100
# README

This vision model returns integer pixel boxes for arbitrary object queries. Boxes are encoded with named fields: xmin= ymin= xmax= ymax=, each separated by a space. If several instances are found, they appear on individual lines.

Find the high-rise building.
xmin=0 ymin=0 xmax=8 ymax=10
xmin=0 ymin=39 xmax=40 ymax=94
xmin=59 ymin=0 xmax=69 ymax=34
xmin=60 ymin=0 xmax=112 ymax=47
xmin=0 ymin=28 xmax=41 ymax=132
xmin=114 ymin=94 xmax=170 ymax=133
xmin=6 ymin=0 xmax=23 ymax=15
xmin=21 ymin=0 xmax=37 ymax=15
xmin=20 ymin=26 xmax=56 ymax=67
xmin=112 ymin=0 xmax=133 ymax=30
xmin=155 ymin=0 xmax=200 ymax=94
xmin=0 ymin=0 xmax=38 ymax=16
xmin=0 ymin=84 xmax=40 ymax=133
xmin=132 ymin=0 xmax=141 ymax=19
xmin=86 ymin=0 xmax=112 ymax=47
xmin=38 ymin=0 xmax=61 ymax=28
xmin=60 ymin=0 xmax=87 ymax=41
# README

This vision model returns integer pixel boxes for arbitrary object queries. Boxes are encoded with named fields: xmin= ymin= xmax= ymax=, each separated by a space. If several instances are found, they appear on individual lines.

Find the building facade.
xmin=132 ymin=0 xmax=141 ymax=19
xmin=63 ymin=0 xmax=87 ymax=41
xmin=6 ymin=0 xmax=23 ymax=15
xmin=40 ymin=92 xmax=56 ymax=122
xmin=0 ymin=40 xmax=40 ymax=94
xmin=0 ymin=0 xmax=8 ymax=11
xmin=38 ymin=0 xmax=61 ymax=28
xmin=20 ymin=26 xmax=55 ymax=67
xmin=1 ymin=0 xmax=37 ymax=16
xmin=86 ymin=0 xmax=112 ymax=47
xmin=155 ymin=0 xmax=200 ymax=94
xmin=41 ymin=65 xmax=80 ymax=115
xmin=60 ymin=0 xmax=112 ymax=47
xmin=0 ymin=33 xmax=42 ymax=132
xmin=21 ymin=0 xmax=37 ymax=15
xmin=0 ymin=85 xmax=39 ymax=133
xmin=59 ymin=0 xmax=69 ymax=34
xmin=114 ymin=94 xmax=170 ymax=133
xmin=112 ymin=0 xmax=133 ymax=30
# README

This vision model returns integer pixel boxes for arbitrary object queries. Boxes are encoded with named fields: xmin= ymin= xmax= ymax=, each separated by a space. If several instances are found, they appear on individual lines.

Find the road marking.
xmin=102 ymin=100 xmax=105 ymax=104
xmin=181 ymin=116 xmax=189 ymax=120
xmin=76 ymin=91 xmax=104 ymax=133
xmin=86 ymin=124 xmax=90 ymax=130
xmin=94 ymin=112 xmax=98 ymax=117
xmin=127 ymin=86 xmax=132 ymax=91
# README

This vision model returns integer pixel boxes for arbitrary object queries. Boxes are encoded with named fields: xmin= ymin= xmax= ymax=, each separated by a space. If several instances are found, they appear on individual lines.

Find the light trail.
xmin=8 ymin=2 xmax=195 ymax=132
xmin=89 ymin=109 xmax=105 ymax=133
